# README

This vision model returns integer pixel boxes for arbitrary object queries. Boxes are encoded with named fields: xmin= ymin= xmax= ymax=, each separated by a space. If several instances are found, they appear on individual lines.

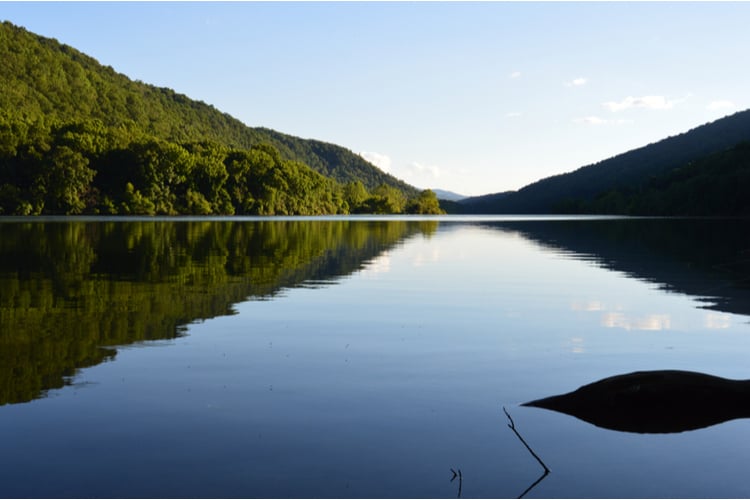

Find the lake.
xmin=1 ymin=215 xmax=750 ymax=498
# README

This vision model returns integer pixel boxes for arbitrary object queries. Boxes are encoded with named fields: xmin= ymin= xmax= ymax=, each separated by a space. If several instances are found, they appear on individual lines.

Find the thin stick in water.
xmin=503 ymin=406 xmax=550 ymax=473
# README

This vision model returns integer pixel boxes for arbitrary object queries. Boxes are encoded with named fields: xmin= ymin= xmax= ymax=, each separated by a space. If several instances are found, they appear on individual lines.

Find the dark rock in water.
xmin=523 ymin=370 xmax=750 ymax=434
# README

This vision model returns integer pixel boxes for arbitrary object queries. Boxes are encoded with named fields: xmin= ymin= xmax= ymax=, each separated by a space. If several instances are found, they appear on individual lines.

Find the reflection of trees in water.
xmin=0 ymin=219 xmax=437 ymax=406
xmin=476 ymin=218 xmax=750 ymax=317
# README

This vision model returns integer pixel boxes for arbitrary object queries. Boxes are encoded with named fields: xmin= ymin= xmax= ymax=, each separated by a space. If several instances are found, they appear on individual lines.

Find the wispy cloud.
xmin=574 ymin=116 xmax=632 ymax=126
xmin=565 ymin=77 xmax=588 ymax=87
xmin=405 ymin=161 xmax=441 ymax=179
xmin=505 ymin=111 xmax=522 ymax=118
xmin=602 ymin=95 xmax=681 ymax=112
xmin=707 ymin=100 xmax=735 ymax=111
xmin=359 ymin=151 xmax=392 ymax=173
xmin=574 ymin=116 xmax=607 ymax=125
xmin=509 ymin=71 xmax=521 ymax=79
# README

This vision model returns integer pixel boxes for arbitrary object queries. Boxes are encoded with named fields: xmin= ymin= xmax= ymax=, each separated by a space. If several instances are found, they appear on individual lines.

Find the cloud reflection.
xmin=570 ymin=300 xmax=605 ymax=312
xmin=601 ymin=312 xmax=671 ymax=331
xmin=573 ymin=300 xmax=734 ymax=332
xmin=411 ymin=247 xmax=441 ymax=268
xmin=568 ymin=336 xmax=585 ymax=354
xmin=359 ymin=252 xmax=391 ymax=279
xmin=704 ymin=312 xmax=732 ymax=329
xmin=572 ymin=300 xmax=672 ymax=331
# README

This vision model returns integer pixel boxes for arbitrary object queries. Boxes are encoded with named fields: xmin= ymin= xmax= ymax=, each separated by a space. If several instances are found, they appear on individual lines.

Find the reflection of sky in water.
xmin=4 ymin=219 xmax=750 ymax=498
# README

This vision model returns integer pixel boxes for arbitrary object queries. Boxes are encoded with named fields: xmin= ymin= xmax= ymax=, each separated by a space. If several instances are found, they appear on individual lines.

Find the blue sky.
xmin=3 ymin=2 xmax=749 ymax=196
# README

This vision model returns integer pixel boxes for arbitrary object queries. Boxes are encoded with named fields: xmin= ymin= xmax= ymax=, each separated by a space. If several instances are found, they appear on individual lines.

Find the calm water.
xmin=2 ymin=216 xmax=750 ymax=498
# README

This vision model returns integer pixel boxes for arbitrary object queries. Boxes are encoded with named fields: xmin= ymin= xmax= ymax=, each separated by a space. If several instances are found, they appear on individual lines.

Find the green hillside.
xmin=0 ymin=21 xmax=435 ymax=215
xmin=454 ymin=109 xmax=750 ymax=214
xmin=581 ymin=141 xmax=750 ymax=215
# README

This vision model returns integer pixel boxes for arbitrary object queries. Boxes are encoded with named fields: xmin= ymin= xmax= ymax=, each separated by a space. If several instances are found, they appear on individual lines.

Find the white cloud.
xmin=505 ymin=111 xmax=522 ymax=118
xmin=405 ymin=161 xmax=441 ymax=179
xmin=602 ymin=95 xmax=680 ymax=112
xmin=388 ymin=161 xmax=442 ymax=187
xmin=509 ymin=71 xmax=521 ymax=79
xmin=359 ymin=151 xmax=392 ymax=173
xmin=565 ymin=77 xmax=588 ymax=87
xmin=707 ymin=100 xmax=735 ymax=111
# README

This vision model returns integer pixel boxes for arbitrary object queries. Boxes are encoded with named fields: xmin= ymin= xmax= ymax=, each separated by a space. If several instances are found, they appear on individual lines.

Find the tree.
xmin=406 ymin=189 xmax=445 ymax=214
xmin=42 ymin=145 xmax=95 ymax=214
xmin=343 ymin=180 xmax=369 ymax=212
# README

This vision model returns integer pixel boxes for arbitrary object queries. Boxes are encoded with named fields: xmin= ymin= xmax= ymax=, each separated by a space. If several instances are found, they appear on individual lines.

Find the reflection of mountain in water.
xmin=0 ymin=219 xmax=436 ymax=405
xmin=476 ymin=218 xmax=750 ymax=317
xmin=524 ymin=370 xmax=750 ymax=434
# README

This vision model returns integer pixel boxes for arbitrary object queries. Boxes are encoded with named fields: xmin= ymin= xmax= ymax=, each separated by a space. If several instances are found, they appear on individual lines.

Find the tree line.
xmin=0 ymin=116 xmax=443 ymax=215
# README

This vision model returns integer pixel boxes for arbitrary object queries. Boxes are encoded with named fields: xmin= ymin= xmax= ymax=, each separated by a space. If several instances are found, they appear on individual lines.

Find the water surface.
xmin=1 ymin=216 xmax=750 ymax=498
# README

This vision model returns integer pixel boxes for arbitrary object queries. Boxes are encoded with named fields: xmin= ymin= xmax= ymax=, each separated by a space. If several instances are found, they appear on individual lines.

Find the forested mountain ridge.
xmin=0 ymin=21 xmax=435 ymax=215
xmin=580 ymin=140 xmax=750 ymax=215
xmin=454 ymin=108 xmax=750 ymax=214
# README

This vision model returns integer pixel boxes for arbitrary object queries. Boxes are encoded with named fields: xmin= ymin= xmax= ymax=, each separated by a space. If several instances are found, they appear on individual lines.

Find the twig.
xmin=503 ymin=406 xmax=550 ymax=473
xmin=450 ymin=468 xmax=463 ymax=498
xmin=518 ymin=470 xmax=549 ymax=500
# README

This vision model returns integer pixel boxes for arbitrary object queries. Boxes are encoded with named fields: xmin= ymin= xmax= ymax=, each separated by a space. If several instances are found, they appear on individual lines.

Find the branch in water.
xmin=503 ymin=406 xmax=550 ymax=473
xmin=450 ymin=468 xmax=463 ymax=498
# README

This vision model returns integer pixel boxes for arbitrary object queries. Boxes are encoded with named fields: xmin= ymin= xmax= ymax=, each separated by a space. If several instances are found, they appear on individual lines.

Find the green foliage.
xmin=405 ymin=189 xmax=445 ymax=214
xmin=0 ymin=21 xmax=418 ymax=214
xmin=0 ymin=113 xmax=395 ymax=215
xmin=354 ymin=184 xmax=407 ymax=214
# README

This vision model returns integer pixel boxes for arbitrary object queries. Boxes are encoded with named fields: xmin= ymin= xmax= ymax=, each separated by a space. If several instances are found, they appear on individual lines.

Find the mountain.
xmin=455 ymin=109 xmax=750 ymax=214
xmin=447 ymin=190 xmax=514 ymax=213
xmin=0 ymin=21 xmax=414 ymax=193
xmin=432 ymin=189 xmax=467 ymax=202
xmin=0 ymin=21 xmax=428 ymax=215
xmin=583 ymin=140 xmax=750 ymax=215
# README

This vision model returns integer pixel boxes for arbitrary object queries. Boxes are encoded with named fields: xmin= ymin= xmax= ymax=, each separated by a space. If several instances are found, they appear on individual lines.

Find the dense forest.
xmin=0 ymin=218 xmax=439 ymax=405
xmin=567 ymin=141 xmax=750 ymax=215
xmin=0 ymin=21 xmax=442 ymax=215
xmin=452 ymin=109 xmax=750 ymax=215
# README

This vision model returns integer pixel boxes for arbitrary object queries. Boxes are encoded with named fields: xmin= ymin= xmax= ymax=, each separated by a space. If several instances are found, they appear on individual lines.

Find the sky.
xmin=3 ymin=1 xmax=750 ymax=197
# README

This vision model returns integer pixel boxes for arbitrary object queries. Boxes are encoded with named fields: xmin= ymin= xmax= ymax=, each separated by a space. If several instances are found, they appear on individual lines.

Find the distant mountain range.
xmin=431 ymin=189 xmax=466 ymax=201
xmin=450 ymin=109 xmax=750 ymax=215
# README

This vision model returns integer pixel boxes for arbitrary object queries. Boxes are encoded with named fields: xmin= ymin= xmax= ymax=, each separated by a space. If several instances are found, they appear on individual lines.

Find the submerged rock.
xmin=523 ymin=370 xmax=750 ymax=433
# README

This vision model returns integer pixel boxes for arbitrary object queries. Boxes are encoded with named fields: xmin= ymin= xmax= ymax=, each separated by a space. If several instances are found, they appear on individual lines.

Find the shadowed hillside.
xmin=454 ymin=110 xmax=750 ymax=214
